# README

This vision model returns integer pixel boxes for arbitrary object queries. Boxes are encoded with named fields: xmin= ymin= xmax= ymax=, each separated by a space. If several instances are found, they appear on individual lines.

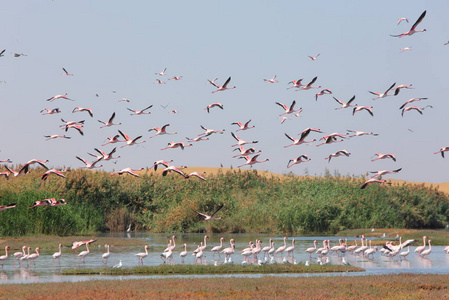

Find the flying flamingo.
xmin=41 ymin=107 xmax=61 ymax=115
xmin=102 ymin=244 xmax=111 ymax=265
xmin=325 ymin=150 xmax=351 ymax=163
xmin=231 ymin=132 xmax=258 ymax=147
xmin=371 ymin=153 xmax=396 ymax=162
xmin=0 ymin=203 xmax=17 ymax=211
xmin=198 ymin=125 xmax=225 ymax=137
xmin=28 ymin=199 xmax=52 ymax=209
xmin=0 ymin=172 xmax=10 ymax=180
xmin=62 ymin=68 xmax=73 ymax=76
xmin=237 ymin=154 xmax=269 ymax=168
xmin=44 ymin=134 xmax=71 ymax=141
xmin=352 ymin=105 xmax=374 ymax=116
xmin=399 ymin=47 xmax=412 ymax=53
xmin=195 ymin=204 xmax=224 ymax=221
xmin=169 ymin=75 xmax=182 ymax=80
xmin=401 ymin=105 xmax=432 ymax=117
xmin=287 ymin=154 xmax=311 ymax=168
xmin=186 ymin=136 xmax=209 ymax=142
xmin=346 ymin=130 xmax=378 ymax=138
xmin=155 ymin=68 xmax=167 ymax=76
xmin=205 ymin=102 xmax=224 ymax=113
xmin=297 ymin=76 xmax=320 ymax=91
xmin=399 ymin=97 xmax=428 ymax=110
xmin=232 ymin=146 xmax=261 ymax=158
xmin=276 ymin=100 xmax=300 ymax=116
xmin=206 ymin=78 xmax=218 ymax=85
xmin=72 ymin=106 xmax=94 ymax=117
xmin=98 ymin=112 xmax=121 ymax=128
xmin=287 ymin=78 xmax=304 ymax=89
xmin=360 ymin=179 xmax=391 ymax=189
xmin=19 ymin=159 xmax=49 ymax=174
xmin=394 ymin=84 xmax=413 ymax=96
xmin=210 ymin=77 xmax=236 ymax=93
xmin=41 ymin=169 xmax=68 ymax=181
xmin=161 ymin=165 xmax=187 ymax=177
xmin=52 ymin=243 xmax=62 ymax=266
xmin=284 ymin=132 xmax=316 ymax=148
xmin=149 ymin=124 xmax=177 ymax=138
xmin=231 ymin=120 xmax=255 ymax=131
xmin=370 ymin=168 xmax=402 ymax=178
xmin=76 ymin=156 xmax=103 ymax=169
xmin=333 ymin=95 xmax=356 ymax=110
xmin=118 ymin=130 xmax=145 ymax=148
xmin=434 ymin=146 xmax=449 ymax=158
xmin=391 ymin=11 xmax=426 ymax=38
xmin=308 ymin=54 xmax=320 ymax=61
xmin=92 ymin=147 xmax=120 ymax=161
xmin=0 ymin=246 xmax=10 ymax=269
xmin=127 ymin=105 xmax=153 ymax=115
xmin=369 ymin=82 xmax=396 ymax=100
xmin=4 ymin=166 xmax=22 ymax=178
xmin=397 ymin=17 xmax=409 ymax=25
xmin=102 ymin=134 xmax=125 ymax=146
xmin=161 ymin=141 xmax=192 ymax=151
xmin=47 ymin=93 xmax=73 ymax=102
xmin=149 ymin=160 xmax=173 ymax=171
xmin=112 ymin=167 xmax=144 ymax=178
xmin=264 ymin=75 xmax=278 ymax=83
xmin=315 ymin=89 xmax=332 ymax=101
xmin=185 ymin=172 xmax=207 ymax=181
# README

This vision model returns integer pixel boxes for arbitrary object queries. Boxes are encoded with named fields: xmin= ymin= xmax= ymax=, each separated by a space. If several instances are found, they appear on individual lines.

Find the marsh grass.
xmin=62 ymin=263 xmax=363 ymax=276
xmin=1 ymin=274 xmax=448 ymax=299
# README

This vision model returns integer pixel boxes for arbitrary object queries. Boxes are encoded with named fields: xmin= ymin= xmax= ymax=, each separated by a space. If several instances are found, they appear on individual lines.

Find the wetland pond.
xmin=1 ymin=232 xmax=448 ymax=284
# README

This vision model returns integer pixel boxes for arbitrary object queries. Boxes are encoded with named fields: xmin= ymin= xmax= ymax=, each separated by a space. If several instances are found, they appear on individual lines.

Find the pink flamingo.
xmin=360 ymin=179 xmax=391 ymax=189
xmin=399 ymin=97 xmax=427 ymax=110
xmin=401 ymin=105 xmax=432 ymax=117
xmin=44 ymin=134 xmax=71 ymax=141
xmin=47 ymin=93 xmax=73 ymax=102
xmin=195 ymin=205 xmax=224 ymax=221
xmin=0 ymin=246 xmax=10 ymax=269
xmin=275 ymin=237 xmax=288 ymax=258
xmin=434 ymin=147 xmax=449 ymax=158
xmin=346 ymin=130 xmax=378 ymax=138
xmin=101 ymin=134 xmax=124 ymax=146
xmin=333 ymin=95 xmax=356 ymax=110
xmin=41 ymin=169 xmax=67 ymax=181
xmin=27 ymin=247 xmax=40 ymax=267
xmin=325 ymin=150 xmax=351 ymax=163
xmin=287 ymin=78 xmax=304 ymax=89
xmin=414 ymin=236 xmax=427 ymax=254
xmin=419 ymin=239 xmax=432 ymax=258
xmin=127 ymin=105 xmax=153 ymax=115
xmin=232 ymin=146 xmax=261 ymax=158
xmin=155 ymin=67 xmax=167 ymax=76
xmin=76 ymin=156 xmax=103 ymax=169
xmin=231 ymin=120 xmax=255 ymax=131
xmin=297 ymin=76 xmax=320 ymax=91
xmin=287 ymin=154 xmax=311 ymax=168
xmin=135 ymin=245 xmax=150 ymax=265
xmin=98 ymin=112 xmax=121 ymax=128
xmin=211 ymin=237 xmax=225 ymax=259
xmin=92 ymin=147 xmax=120 ymax=161
xmin=315 ymin=89 xmax=332 ymax=101
xmin=41 ymin=107 xmax=61 ymax=115
xmin=370 ymin=168 xmax=402 ymax=178
xmin=149 ymin=124 xmax=177 ymax=138
xmin=102 ymin=244 xmax=111 ymax=265
xmin=205 ymin=102 xmax=224 ymax=113
xmin=78 ymin=244 xmax=90 ymax=266
xmin=285 ymin=239 xmax=296 ymax=258
xmin=186 ymin=136 xmax=209 ymax=142
xmin=221 ymin=239 xmax=235 ymax=260
xmin=53 ymin=243 xmax=62 ymax=266
xmin=19 ymin=159 xmax=49 ymax=174
xmin=397 ymin=17 xmax=409 ymax=25
xmin=198 ymin=125 xmax=225 ymax=137
xmin=369 ymin=82 xmax=396 ymax=100
xmin=352 ymin=105 xmax=373 ymax=116
xmin=0 ymin=203 xmax=17 ymax=210
xmin=169 ymin=75 xmax=182 ymax=80
xmin=305 ymin=240 xmax=317 ymax=258
xmin=72 ymin=106 xmax=93 ymax=117
xmin=13 ymin=246 xmax=27 ymax=266
xmin=308 ymin=54 xmax=320 ymax=61
xmin=264 ymin=75 xmax=278 ymax=83
xmin=284 ymin=132 xmax=316 ymax=148
xmin=185 ymin=172 xmax=207 ymax=181
xmin=118 ymin=130 xmax=145 ymax=148
xmin=161 ymin=165 xmax=187 ymax=177
xmin=371 ymin=153 xmax=396 ymax=162
xmin=161 ymin=141 xmax=192 ymax=151
xmin=210 ymin=77 xmax=236 ymax=93
xmin=112 ymin=167 xmax=144 ymax=178
xmin=276 ymin=100 xmax=299 ymax=116
xmin=149 ymin=160 xmax=173 ymax=171
xmin=237 ymin=154 xmax=269 ymax=168
xmin=28 ymin=199 xmax=52 ymax=209
xmin=391 ymin=11 xmax=426 ymax=38
xmin=231 ymin=132 xmax=258 ymax=147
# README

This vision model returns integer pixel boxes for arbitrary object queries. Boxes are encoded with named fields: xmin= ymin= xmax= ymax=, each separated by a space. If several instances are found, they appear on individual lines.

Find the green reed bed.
xmin=1 ymin=167 xmax=449 ymax=236
xmin=62 ymin=263 xmax=363 ymax=276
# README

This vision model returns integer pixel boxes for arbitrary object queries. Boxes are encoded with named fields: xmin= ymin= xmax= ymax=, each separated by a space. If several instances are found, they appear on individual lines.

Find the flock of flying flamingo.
xmin=0 ymin=234 xmax=447 ymax=270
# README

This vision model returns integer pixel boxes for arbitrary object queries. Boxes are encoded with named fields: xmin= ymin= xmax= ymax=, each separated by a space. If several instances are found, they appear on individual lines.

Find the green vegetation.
xmin=1 ymin=168 xmax=448 ymax=236
xmin=62 ymin=263 xmax=363 ymax=275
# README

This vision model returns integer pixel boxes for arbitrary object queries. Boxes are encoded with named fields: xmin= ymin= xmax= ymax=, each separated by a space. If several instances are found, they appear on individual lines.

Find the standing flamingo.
xmin=78 ymin=244 xmax=90 ymax=266
xmin=135 ymin=245 xmax=150 ymax=266
xmin=102 ymin=244 xmax=111 ymax=265
xmin=420 ymin=239 xmax=432 ymax=258
xmin=179 ymin=244 xmax=188 ymax=264
xmin=0 ymin=246 xmax=10 ymax=269
xmin=27 ymin=247 xmax=40 ymax=267
xmin=275 ymin=237 xmax=288 ymax=259
xmin=305 ymin=240 xmax=318 ymax=258
xmin=13 ymin=246 xmax=27 ymax=266
xmin=221 ymin=239 xmax=235 ymax=261
xmin=414 ymin=236 xmax=427 ymax=254
xmin=53 ymin=243 xmax=62 ymax=266
xmin=211 ymin=237 xmax=225 ymax=259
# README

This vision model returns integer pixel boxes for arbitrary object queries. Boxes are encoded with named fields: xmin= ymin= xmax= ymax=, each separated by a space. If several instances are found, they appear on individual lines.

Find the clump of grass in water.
xmin=62 ymin=263 xmax=363 ymax=276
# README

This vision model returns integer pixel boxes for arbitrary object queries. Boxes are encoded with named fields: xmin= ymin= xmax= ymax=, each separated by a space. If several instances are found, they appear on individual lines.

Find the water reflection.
xmin=0 ymin=232 xmax=449 ymax=284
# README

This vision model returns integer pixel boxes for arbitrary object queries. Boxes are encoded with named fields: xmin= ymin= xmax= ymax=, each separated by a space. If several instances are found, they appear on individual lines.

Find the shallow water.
xmin=1 ymin=232 xmax=448 ymax=284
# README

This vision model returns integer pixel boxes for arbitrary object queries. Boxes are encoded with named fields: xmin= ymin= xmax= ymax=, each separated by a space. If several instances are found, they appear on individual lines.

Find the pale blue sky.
xmin=1 ymin=1 xmax=448 ymax=183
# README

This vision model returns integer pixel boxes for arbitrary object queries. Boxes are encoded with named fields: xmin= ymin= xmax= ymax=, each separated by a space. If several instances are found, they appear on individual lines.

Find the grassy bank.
xmin=61 ymin=263 xmax=362 ymax=276
xmin=1 ymin=274 xmax=448 ymax=299
xmin=1 ymin=168 xmax=449 ymax=236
